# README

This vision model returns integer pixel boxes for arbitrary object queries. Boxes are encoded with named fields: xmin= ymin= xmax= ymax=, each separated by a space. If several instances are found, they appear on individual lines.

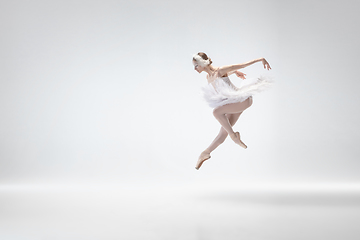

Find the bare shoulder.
xmin=218 ymin=66 xmax=230 ymax=77
xmin=218 ymin=65 xmax=232 ymax=76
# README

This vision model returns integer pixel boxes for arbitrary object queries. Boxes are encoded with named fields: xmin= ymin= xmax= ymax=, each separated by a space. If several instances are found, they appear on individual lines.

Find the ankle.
xmin=203 ymin=150 xmax=211 ymax=154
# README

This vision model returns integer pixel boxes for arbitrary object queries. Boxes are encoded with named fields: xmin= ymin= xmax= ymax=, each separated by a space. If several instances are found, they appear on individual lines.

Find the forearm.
xmin=219 ymin=58 xmax=264 ymax=76
xmin=236 ymin=58 xmax=263 ymax=69
xmin=228 ymin=70 xmax=237 ymax=75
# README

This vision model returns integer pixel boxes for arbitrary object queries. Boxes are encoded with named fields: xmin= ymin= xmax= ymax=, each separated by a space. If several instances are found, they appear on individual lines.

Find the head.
xmin=192 ymin=52 xmax=212 ymax=73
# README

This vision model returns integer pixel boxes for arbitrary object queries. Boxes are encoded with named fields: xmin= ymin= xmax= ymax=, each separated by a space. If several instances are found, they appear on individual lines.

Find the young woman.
xmin=193 ymin=52 xmax=272 ymax=170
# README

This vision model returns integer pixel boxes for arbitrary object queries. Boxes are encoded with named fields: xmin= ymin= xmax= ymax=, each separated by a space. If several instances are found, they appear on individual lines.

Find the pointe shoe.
xmin=230 ymin=132 xmax=247 ymax=149
xmin=195 ymin=151 xmax=211 ymax=170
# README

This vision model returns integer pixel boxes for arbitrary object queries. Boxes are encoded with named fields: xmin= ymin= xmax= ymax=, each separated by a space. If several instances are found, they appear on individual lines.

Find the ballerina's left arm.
xmin=218 ymin=58 xmax=271 ymax=76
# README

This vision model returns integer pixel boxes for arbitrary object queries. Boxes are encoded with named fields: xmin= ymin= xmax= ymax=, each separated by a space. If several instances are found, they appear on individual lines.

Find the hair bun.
xmin=193 ymin=52 xmax=212 ymax=67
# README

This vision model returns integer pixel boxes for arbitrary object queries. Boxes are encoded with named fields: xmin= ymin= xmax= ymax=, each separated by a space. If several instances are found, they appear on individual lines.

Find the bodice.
xmin=208 ymin=76 xmax=239 ymax=92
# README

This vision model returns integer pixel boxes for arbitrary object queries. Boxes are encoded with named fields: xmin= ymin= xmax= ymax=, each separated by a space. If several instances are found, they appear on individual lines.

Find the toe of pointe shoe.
xmin=236 ymin=133 xmax=247 ymax=149
xmin=240 ymin=141 xmax=247 ymax=149
xmin=195 ymin=153 xmax=211 ymax=170
xmin=232 ymin=132 xmax=247 ymax=149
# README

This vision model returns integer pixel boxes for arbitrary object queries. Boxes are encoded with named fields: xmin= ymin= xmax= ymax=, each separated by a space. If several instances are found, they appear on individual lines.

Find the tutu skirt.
xmin=201 ymin=75 xmax=273 ymax=108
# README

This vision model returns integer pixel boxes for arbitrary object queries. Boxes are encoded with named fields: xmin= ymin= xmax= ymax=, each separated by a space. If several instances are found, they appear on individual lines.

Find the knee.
xmin=212 ymin=108 xmax=217 ymax=118
xmin=212 ymin=108 xmax=221 ymax=117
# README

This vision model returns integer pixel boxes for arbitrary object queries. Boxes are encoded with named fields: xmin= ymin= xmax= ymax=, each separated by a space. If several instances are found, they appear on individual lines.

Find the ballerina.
xmin=193 ymin=52 xmax=272 ymax=170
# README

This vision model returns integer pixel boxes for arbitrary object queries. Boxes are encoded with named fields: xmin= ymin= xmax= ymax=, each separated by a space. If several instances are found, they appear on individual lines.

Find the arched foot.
xmin=195 ymin=151 xmax=211 ymax=170
xmin=230 ymin=132 xmax=247 ymax=149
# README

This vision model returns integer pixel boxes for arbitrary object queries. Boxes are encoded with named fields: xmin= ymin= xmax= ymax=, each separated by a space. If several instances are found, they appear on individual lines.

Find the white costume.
xmin=202 ymin=75 xmax=273 ymax=108
xmin=193 ymin=52 xmax=274 ymax=170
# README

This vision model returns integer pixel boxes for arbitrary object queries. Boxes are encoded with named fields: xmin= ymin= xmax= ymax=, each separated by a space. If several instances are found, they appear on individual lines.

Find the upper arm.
xmin=218 ymin=64 xmax=242 ymax=76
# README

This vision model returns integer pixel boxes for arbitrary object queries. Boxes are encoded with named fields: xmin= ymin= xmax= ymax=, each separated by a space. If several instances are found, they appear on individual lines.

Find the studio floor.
xmin=1 ymin=183 xmax=359 ymax=240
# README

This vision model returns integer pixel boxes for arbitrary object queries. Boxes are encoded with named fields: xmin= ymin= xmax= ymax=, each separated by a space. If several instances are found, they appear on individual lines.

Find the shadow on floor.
xmin=197 ymin=191 xmax=360 ymax=206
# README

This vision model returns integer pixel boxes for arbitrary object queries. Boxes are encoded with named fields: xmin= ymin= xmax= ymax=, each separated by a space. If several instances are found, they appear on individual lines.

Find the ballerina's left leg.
xmin=212 ymin=97 xmax=253 ymax=147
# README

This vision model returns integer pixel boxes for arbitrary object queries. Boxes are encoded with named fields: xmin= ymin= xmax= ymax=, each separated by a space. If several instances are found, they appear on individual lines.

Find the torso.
xmin=206 ymin=67 xmax=228 ymax=93
xmin=206 ymin=67 xmax=228 ymax=86
xmin=206 ymin=68 xmax=238 ymax=92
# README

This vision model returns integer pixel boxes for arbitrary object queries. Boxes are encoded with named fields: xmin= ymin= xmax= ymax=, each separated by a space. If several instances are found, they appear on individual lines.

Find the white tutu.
xmin=201 ymin=75 xmax=273 ymax=108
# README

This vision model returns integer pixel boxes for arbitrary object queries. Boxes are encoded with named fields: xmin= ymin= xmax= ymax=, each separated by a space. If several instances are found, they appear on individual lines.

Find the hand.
xmin=235 ymin=71 xmax=246 ymax=79
xmin=262 ymin=58 xmax=271 ymax=70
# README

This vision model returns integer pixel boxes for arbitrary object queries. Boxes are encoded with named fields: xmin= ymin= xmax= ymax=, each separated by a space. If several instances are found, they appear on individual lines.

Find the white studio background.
xmin=0 ymin=0 xmax=359 ymax=186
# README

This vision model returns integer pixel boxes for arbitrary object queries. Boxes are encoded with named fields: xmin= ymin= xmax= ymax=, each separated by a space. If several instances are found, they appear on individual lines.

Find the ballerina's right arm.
xmin=218 ymin=58 xmax=271 ymax=76
xmin=228 ymin=70 xmax=246 ymax=80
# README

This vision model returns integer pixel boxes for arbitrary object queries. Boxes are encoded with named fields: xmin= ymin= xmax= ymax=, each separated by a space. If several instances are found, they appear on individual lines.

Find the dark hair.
xmin=193 ymin=52 xmax=213 ymax=65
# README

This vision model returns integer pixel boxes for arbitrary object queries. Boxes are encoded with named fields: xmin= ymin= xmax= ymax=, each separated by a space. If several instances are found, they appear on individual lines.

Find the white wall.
xmin=0 ymin=0 xmax=359 ymax=185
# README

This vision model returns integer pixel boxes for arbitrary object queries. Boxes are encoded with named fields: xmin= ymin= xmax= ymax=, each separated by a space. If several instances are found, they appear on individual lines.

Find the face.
xmin=193 ymin=60 xmax=204 ymax=73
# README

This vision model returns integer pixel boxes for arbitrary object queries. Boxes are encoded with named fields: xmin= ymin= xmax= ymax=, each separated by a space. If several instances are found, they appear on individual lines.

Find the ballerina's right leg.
xmin=204 ymin=112 xmax=243 ymax=153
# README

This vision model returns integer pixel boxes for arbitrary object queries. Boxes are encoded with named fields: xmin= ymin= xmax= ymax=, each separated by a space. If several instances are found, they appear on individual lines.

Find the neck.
xmin=204 ymin=65 xmax=217 ymax=75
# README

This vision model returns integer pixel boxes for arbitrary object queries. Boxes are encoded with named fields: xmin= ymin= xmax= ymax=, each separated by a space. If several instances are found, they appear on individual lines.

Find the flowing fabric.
xmin=201 ymin=75 xmax=273 ymax=108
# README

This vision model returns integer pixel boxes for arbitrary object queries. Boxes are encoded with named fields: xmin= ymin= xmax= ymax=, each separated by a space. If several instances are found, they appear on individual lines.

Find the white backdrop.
xmin=1 ymin=0 xmax=359 ymax=186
